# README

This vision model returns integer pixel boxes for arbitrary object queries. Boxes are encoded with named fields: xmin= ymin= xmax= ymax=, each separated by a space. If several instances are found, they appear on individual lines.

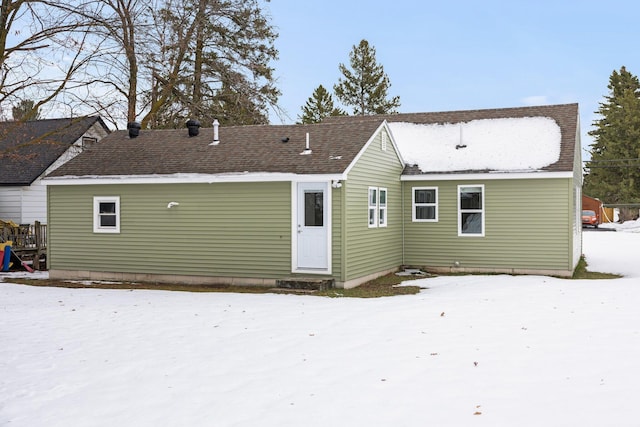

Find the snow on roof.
xmin=388 ymin=116 xmax=562 ymax=173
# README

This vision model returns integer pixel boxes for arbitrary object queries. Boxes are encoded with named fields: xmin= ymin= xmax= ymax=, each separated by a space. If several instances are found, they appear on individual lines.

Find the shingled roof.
xmin=46 ymin=104 xmax=579 ymax=181
xmin=47 ymin=120 xmax=386 ymax=178
xmin=324 ymin=103 xmax=579 ymax=174
xmin=0 ymin=116 xmax=110 ymax=185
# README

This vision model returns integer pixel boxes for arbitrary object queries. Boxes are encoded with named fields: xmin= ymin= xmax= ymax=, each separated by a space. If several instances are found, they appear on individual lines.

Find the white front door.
xmin=296 ymin=182 xmax=329 ymax=271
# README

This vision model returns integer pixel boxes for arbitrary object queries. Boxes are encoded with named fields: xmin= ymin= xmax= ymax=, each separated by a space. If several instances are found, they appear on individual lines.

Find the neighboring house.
xmin=43 ymin=103 xmax=581 ymax=287
xmin=0 ymin=117 xmax=110 ymax=224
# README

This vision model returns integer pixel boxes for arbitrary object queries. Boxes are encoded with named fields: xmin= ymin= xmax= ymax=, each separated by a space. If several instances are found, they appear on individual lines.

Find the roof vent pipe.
xmin=300 ymin=132 xmax=312 ymax=155
xmin=186 ymin=119 xmax=201 ymax=137
xmin=127 ymin=121 xmax=141 ymax=138
xmin=212 ymin=119 xmax=220 ymax=145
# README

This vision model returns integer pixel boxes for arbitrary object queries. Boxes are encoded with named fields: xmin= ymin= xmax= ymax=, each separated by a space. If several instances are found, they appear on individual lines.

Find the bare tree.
xmin=1 ymin=0 xmax=281 ymax=129
xmin=52 ymin=0 xmax=149 ymax=127
xmin=0 ymin=0 xmax=102 ymax=121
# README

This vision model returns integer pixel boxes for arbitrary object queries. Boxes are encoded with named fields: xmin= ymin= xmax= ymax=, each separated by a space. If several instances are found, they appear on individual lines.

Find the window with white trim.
xmin=368 ymin=187 xmax=377 ymax=227
xmin=458 ymin=185 xmax=484 ymax=236
xmin=94 ymin=196 xmax=120 ymax=233
xmin=378 ymin=188 xmax=387 ymax=227
xmin=412 ymin=187 xmax=438 ymax=222
xmin=368 ymin=187 xmax=387 ymax=228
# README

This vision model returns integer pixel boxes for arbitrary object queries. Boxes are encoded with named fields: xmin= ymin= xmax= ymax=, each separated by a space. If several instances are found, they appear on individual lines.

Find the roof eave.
xmin=400 ymin=171 xmax=574 ymax=181
xmin=43 ymin=172 xmax=348 ymax=186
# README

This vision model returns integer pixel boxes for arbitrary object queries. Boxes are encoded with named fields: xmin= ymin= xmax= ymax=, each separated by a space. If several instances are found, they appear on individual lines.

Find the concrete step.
xmin=275 ymin=277 xmax=335 ymax=291
xmin=269 ymin=288 xmax=318 ymax=294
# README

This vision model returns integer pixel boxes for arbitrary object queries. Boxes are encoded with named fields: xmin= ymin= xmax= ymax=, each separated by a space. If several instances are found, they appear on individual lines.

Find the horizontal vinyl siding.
xmin=0 ymin=187 xmax=21 ymax=223
xmin=345 ymin=130 xmax=403 ymax=281
xmin=48 ymin=182 xmax=292 ymax=279
xmin=20 ymin=180 xmax=47 ymax=224
xmin=403 ymin=178 xmax=572 ymax=271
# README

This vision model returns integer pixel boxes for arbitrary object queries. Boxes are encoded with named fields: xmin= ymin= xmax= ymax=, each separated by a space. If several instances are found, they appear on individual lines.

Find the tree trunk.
xmin=191 ymin=0 xmax=207 ymax=117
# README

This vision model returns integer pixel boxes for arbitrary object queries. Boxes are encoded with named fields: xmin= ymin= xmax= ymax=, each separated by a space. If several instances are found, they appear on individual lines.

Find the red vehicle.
xmin=582 ymin=209 xmax=599 ymax=228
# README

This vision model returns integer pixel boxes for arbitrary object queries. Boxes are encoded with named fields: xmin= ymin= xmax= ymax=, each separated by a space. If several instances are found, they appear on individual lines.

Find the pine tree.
xmin=584 ymin=66 xmax=640 ymax=220
xmin=298 ymin=85 xmax=344 ymax=124
xmin=333 ymin=39 xmax=400 ymax=116
xmin=11 ymin=99 xmax=41 ymax=121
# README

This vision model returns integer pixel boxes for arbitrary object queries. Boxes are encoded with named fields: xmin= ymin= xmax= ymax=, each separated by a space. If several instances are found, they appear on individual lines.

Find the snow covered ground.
xmin=2 ymin=223 xmax=640 ymax=426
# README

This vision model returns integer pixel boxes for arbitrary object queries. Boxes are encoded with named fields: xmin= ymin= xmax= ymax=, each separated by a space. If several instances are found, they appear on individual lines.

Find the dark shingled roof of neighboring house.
xmin=47 ymin=120 xmax=387 ymax=178
xmin=324 ymin=103 xmax=580 ymax=174
xmin=0 ymin=116 xmax=110 ymax=185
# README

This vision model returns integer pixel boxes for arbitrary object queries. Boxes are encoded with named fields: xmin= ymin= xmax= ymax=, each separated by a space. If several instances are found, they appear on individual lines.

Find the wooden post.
xmin=34 ymin=221 xmax=41 ymax=270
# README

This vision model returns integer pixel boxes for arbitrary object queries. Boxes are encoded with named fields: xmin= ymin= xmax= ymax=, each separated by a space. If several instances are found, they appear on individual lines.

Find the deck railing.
xmin=0 ymin=221 xmax=47 ymax=269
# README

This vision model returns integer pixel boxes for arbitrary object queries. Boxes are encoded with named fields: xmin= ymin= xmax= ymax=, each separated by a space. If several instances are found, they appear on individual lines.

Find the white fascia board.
xmin=43 ymin=172 xmax=347 ymax=186
xmin=401 ymin=171 xmax=574 ymax=181
xmin=381 ymin=120 xmax=406 ymax=166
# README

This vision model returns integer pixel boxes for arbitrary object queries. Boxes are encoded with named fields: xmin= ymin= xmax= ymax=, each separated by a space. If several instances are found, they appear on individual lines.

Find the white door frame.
xmin=291 ymin=181 xmax=332 ymax=274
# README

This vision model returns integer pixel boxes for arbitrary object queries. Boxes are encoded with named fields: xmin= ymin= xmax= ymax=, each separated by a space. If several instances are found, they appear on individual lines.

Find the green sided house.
xmin=44 ymin=120 xmax=405 ymax=288
xmin=386 ymin=104 xmax=583 ymax=277
xmin=43 ymin=103 xmax=582 ymax=287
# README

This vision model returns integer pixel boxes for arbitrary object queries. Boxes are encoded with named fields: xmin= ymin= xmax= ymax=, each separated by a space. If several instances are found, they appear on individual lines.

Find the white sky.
xmin=2 ymin=223 xmax=640 ymax=425
xmin=388 ymin=117 xmax=561 ymax=172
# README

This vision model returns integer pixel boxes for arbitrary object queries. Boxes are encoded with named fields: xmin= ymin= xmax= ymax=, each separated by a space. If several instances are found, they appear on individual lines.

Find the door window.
xmin=304 ymin=191 xmax=324 ymax=226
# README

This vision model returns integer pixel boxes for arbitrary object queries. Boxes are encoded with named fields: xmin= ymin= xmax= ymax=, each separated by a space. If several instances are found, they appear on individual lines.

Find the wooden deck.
xmin=1 ymin=221 xmax=47 ymax=270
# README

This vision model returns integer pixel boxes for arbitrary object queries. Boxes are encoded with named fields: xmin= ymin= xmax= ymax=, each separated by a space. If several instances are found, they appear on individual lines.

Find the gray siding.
xmin=48 ymin=182 xmax=292 ymax=279
xmin=403 ymin=178 xmax=573 ymax=272
xmin=343 ymin=129 xmax=404 ymax=282
xmin=0 ymin=182 xmax=47 ymax=224
xmin=0 ymin=187 xmax=21 ymax=223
